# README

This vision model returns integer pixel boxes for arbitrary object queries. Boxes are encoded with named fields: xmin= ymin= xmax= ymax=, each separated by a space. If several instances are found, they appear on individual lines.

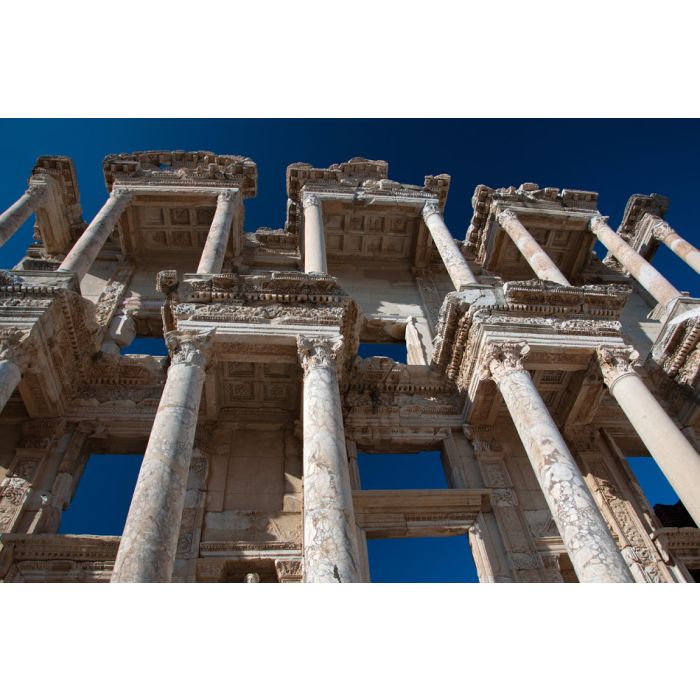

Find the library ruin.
xmin=0 ymin=151 xmax=699 ymax=582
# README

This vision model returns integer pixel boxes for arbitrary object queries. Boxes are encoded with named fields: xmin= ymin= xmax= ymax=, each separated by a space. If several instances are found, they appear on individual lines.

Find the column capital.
xmin=588 ymin=214 xmax=610 ymax=233
xmin=297 ymin=335 xmax=344 ymax=374
xmin=25 ymin=180 xmax=51 ymax=202
xmin=482 ymin=341 xmax=530 ymax=383
xmin=165 ymin=330 xmax=214 ymax=370
xmin=110 ymin=186 xmax=136 ymax=201
xmin=217 ymin=189 xmax=238 ymax=203
xmin=0 ymin=329 xmax=32 ymax=369
xmin=596 ymin=345 xmax=639 ymax=387
xmin=422 ymin=202 xmax=441 ymax=222
xmin=302 ymin=193 xmax=321 ymax=209
xmin=644 ymin=214 xmax=675 ymax=243
xmin=496 ymin=208 xmax=519 ymax=227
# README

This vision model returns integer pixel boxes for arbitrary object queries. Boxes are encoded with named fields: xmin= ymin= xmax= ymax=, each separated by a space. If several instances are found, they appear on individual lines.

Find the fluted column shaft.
xmin=302 ymin=194 xmax=327 ymax=274
xmin=497 ymin=209 xmax=571 ymax=286
xmin=597 ymin=346 xmax=700 ymax=527
xmin=298 ymin=336 xmax=360 ymax=582
xmin=646 ymin=214 xmax=700 ymax=276
xmin=196 ymin=190 xmax=237 ymax=274
xmin=58 ymin=188 xmax=133 ymax=282
xmin=485 ymin=343 xmax=633 ymax=582
xmin=111 ymin=331 xmax=213 ymax=583
xmin=422 ymin=203 xmax=478 ymax=290
xmin=590 ymin=216 xmax=681 ymax=307
xmin=0 ymin=183 xmax=49 ymax=247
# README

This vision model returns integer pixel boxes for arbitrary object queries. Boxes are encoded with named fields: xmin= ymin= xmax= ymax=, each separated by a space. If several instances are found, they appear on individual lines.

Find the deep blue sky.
xmin=3 ymin=119 xmax=697 ymax=582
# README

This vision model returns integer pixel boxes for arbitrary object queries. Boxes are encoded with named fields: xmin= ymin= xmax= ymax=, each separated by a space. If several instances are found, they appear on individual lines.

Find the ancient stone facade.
xmin=0 ymin=152 xmax=699 ymax=582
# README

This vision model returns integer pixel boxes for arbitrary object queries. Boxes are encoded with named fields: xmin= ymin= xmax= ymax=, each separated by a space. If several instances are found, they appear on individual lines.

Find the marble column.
xmin=0 ymin=331 xmax=30 ymax=414
xmin=297 ymin=335 xmax=360 ymax=582
xmin=497 ymin=209 xmax=571 ymax=286
xmin=484 ymin=342 xmax=633 ymax=582
xmin=302 ymin=193 xmax=327 ymax=274
xmin=645 ymin=214 xmax=700 ymax=277
xmin=111 ymin=330 xmax=213 ymax=583
xmin=58 ymin=187 xmax=134 ymax=283
xmin=0 ymin=182 xmax=49 ymax=247
xmin=590 ymin=215 xmax=681 ymax=307
xmin=596 ymin=345 xmax=700 ymax=528
xmin=196 ymin=190 xmax=237 ymax=274
xmin=423 ymin=203 xmax=478 ymax=290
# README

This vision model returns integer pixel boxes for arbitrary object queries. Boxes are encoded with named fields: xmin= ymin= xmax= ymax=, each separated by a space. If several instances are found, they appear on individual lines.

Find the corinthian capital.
xmin=496 ymin=208 xmax=518 ymax=228
xmin=111 ymin=186 xmax=135 ymax=202
xmin=422 ymin=202 xmax=441 ymax=222
xmin=643 ymin=214 xmax=674 ymax=243
xmin=0 ymin=329 xmax=32 ymax=368
xmin=297 ymin=335 xmax=344 ymax=374
xmin=596 ymin=345 xmax=639 ymax=387
xmin=165 ymin=330 xmax=214 ymax=369
xmin=588 ymin=215 xmax=609 ymax=234
xmin=481 ymin=341 xmax=530 ymax=383
xmin=302 ymin=193 xmax=320 ymax=209
xmin=217 ymin=189 xmax=238 ymax=203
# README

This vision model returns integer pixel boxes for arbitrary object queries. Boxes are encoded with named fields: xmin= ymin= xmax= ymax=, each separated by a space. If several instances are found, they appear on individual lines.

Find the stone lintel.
xmin=353 ymin=489 xmax=490 ymax=538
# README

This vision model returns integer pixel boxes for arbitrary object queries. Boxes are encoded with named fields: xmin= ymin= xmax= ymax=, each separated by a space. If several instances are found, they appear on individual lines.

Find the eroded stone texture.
xmin=297 ymin=335 xmax=360 ymax=582
xmin=590 ymin=215 xmax=681 ymax=307
xmin=197 ymin=190 xmax=237 ymax=274
xmin=497 ymin=209 xmax=570 ymax=286
xmin=0 ymin=183 xmax=49 ymax=246
xmin=423 ymin=202 xmax=477 ymax=290
xmin=485 ymin=342 xmax=634 ymax=583
xmin=59 ymin=188 xmax=134 ymax=282
xmin=111 ymin=330 xmax=213 ymax=583
xmin=597 ymin=345 xmax=700 ymax=528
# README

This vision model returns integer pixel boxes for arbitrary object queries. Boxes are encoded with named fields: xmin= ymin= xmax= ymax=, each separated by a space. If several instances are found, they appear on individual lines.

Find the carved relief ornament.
xmin=301 ymin=193 xmax=321 ymax=209
xmin=422 ymin=202 xmax=441 ymax=222
xmin=595 ymin=345 xmax=639 ymax=388
xmin=481 ymin=342 xmax=530 ymax=384
xmin=0 ymin=329 xmax=32 ymax=369
xmin=165 ymin=330 xmax=214 ymax=369
xmin=296 ymin=335 xmax=344 ymax=375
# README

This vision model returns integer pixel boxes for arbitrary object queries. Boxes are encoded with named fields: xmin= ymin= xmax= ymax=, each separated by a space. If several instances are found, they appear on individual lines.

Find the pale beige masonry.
xmin=298 ymin=336 xmax=360 ymax=582
xmin=302 ymin=193 xmax=327 ymax=274
xmin=0 ymin=182 xmax=49 ymax=247
xmin=497 ymin=209 xmax=570 ymax=286
xmin=644 ymin=214 xmax=700 ymax=276
xmin=597 ymin=346 xmax=700 ymax=528
xmin=422 ymin=202 xmax=478 ymax=289
xmin=196 ymin=190 xmax=238 ymax=274
xmin=484 ymin=342 xmax=634 ymax=583
xmin=58 ymin=187 xmax=134 ymax=282
xmin=111 ymin=331 xmax=213 ymax=583
xmin=590 ymin=215 xmax=681 ymax=307
xmin=1 ymin=154 xmax=699 ymax=584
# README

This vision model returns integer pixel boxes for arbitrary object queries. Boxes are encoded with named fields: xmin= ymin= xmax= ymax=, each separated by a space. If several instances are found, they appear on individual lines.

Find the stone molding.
xmin=0 ymin=329 xmax=32 ymax=368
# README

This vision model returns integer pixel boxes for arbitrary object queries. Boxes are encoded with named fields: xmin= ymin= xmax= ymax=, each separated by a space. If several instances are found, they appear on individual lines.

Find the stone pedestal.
xmin=597 ymin=346 xmax=700 ymax=528
xmin=111 ymin=330 xmax=213 ymax=583
xmin=297 ymin=336 xmax=360 ymax=582
xmin=647 ymin=215 xmax=700 ymax=276
xmin=590 ymin=216 xmax=680 ymax=307
xmin=196 ymin=190 xmax=237 ymax=274
xmin=485 ymin=342 xmax=633 ymax=583
xmin=423 ymin=203 xmax=478 ymax=290
xmin=58 ymin=188 xmax=134 ymax=282
xmin=0 ymin=183 xmax=49 ymax=247
xmin=497 ymin=209 xmax=571 ymax=286
xmin=302 ymin=194 xmax=327 ymax=274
